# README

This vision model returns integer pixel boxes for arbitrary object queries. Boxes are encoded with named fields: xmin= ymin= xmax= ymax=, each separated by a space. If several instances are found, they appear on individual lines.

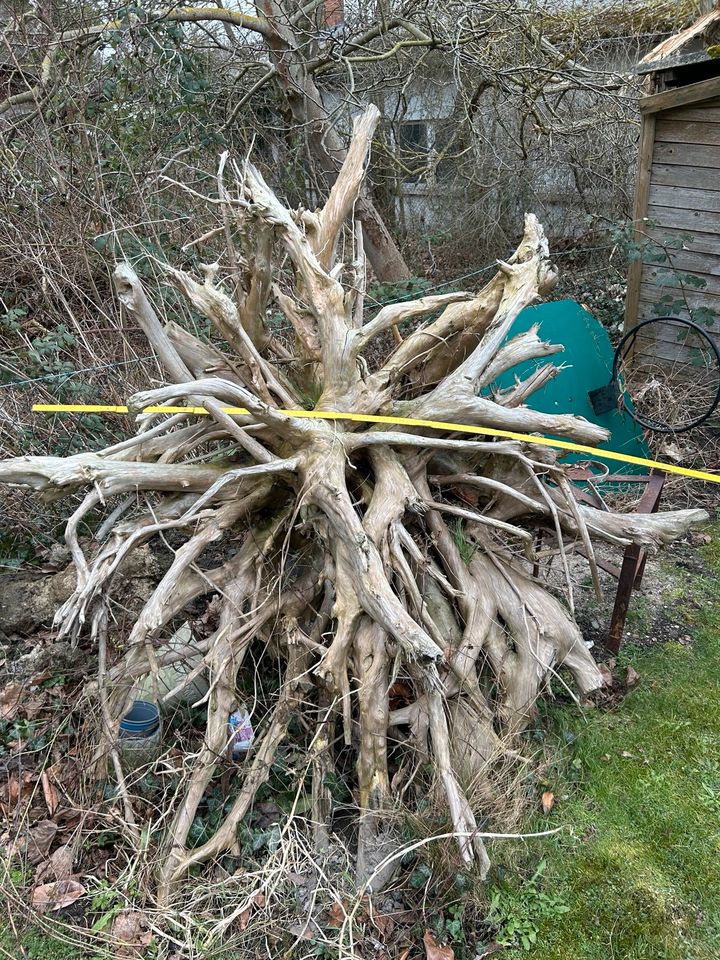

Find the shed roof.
xmin=639 ymin=5 xmax=720 ymax=73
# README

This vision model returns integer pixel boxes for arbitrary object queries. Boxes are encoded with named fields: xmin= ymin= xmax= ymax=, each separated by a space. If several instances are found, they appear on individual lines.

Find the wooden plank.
xmin=645 ymin=225 xmax=720 ymax=258
xmin=654 ymin=120 xmax=720 ymax=145
xmin=636 ymin=322 xmax=720 ymax=345
xmin=624 ymin=113 xmax=656 ymax=339
xmin=630 ymin=321 xmax=720 ymax=351
xmin=632 ymin=327 xmax=720 ymax=357
xmin=653 ymin=142 xmax=718 ymax=167
xmin=632 ymin=337 xmax=720 ymax=367
xmin=630 ymin=346 xmax=714 ymax=371
xmin=649 ymin=184 xmax=720 ymax=214
xmin=646 ymin=203 xmax=720 ymax=236
xmin=638 ymin=284 xmax=720 ymax=321
xmin=645 ymin=256 xmax=720 ymax=283
xmin=661 ymin=102 xmax=720 ymax=123
xmin=640 ymin=75 xmax=720 ymax=114
xmin=639 ymin=279 xmax=720 ymax=304
xmin=632 ymin=313 xmax=720 ymax=344
xmin=652 ymin=163 xmax=720 ymax=191
xmin=631 ymin=346 xmax=713 ymax=371
xmin=645 ymin=268 xmax=720 ymax=299
xmin=630 ymin=339 xmax=719 ymax=370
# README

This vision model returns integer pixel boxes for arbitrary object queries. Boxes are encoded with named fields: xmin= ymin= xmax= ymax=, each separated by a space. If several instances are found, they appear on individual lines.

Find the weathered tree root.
xmin=0 ymin=105 xmax=707 ymax=904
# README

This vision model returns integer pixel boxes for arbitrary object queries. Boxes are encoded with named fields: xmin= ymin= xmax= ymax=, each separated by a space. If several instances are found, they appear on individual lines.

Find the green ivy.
xmin=487 ymin=860 xmax=570 ymax=951
xmin=612 ymin=220 xmax=717 ymax=330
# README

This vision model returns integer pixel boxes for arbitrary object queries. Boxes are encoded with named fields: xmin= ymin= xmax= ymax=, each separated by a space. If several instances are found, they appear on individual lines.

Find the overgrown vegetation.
xmin=1 ymin=1 xmax=719 ymax=956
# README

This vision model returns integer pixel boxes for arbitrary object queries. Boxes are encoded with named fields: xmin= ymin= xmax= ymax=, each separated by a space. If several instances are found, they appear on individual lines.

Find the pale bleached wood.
xmin=0 ymin=111 xmax=709 ymax=906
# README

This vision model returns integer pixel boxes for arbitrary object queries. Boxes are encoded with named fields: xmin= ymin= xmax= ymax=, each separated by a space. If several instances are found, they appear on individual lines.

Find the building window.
xmin=398 ymin=121 xmax=430 ymax=183
xmin=395 ymin=120 xmax=457 ymax=187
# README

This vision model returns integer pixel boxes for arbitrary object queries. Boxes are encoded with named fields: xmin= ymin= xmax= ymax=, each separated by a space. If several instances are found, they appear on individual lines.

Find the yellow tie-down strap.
xmin=30 ymin=403 xmax=720 ymax=486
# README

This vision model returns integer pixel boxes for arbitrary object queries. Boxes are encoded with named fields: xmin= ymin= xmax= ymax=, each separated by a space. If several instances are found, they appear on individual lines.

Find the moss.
xmin=0 ymin=925 xmax=85 ymax=960
xmin=539 ymin=1 xmax=706 ymax=43
xmin=502 ymin=522 xmax=720 ymax=960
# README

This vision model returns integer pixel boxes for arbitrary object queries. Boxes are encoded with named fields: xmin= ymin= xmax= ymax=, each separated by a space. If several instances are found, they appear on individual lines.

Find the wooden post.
xmin=623 ymin=111 xmax=656 ymax=350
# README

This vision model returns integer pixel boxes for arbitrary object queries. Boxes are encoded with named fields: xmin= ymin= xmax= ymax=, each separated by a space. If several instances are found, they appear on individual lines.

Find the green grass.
xmin=0 ymin=925 xmax=83 ymax=960
xmin=502 ymin=524 xmax=720 ymax=959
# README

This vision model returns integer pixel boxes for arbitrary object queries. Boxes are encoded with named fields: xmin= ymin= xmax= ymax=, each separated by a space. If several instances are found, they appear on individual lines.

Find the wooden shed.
xmin=624 ymin=5 xmax=720 ymax=368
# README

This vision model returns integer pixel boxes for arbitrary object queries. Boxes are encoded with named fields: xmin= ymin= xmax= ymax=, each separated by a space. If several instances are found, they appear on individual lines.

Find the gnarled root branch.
xmin=0 ymin=105 xmax=708 ymax=911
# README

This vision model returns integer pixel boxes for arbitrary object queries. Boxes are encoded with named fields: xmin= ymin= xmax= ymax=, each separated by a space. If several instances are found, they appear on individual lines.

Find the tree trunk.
xmin=256 ymin=0 xmax=410 ymax=281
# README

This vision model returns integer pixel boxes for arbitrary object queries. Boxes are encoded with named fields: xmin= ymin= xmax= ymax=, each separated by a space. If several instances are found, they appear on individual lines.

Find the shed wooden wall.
xmin=624 ymin=76 xmax=720 ymax=370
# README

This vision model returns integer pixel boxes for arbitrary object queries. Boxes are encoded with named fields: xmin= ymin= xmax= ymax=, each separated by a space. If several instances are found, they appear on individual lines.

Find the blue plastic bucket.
xmin=120 ymin=700 xmax=160 ymax=737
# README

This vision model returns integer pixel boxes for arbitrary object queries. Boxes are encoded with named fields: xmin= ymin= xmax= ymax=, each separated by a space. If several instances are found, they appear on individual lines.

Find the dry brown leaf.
xmin=626 ymin=666 xmax=640 ymax=688
xmin=388 ymin=680 xmax=413 ymax=710
xmin=47 ymin=758 xmax=79 ymax=799
xmin=13 ymin=819 xmax=59 ymax=864
xmin=541 ymin=790 xmax=555 ymax=815
xmin=111 ymin=910 xmax=153 ymax=954
xmin=30 ymin=669 xmax=53 ymax=686
xmin=7 ymin=771 xmax=32 ymax=810
xmin=455 ymin=483 xmax=480 ymax=508
xmin=7 ymin=776 xmax=20 ymax=805
xmin=23 ymin=694 xmax=47 ymax=720
xmin=32 ymin=879 xmax=85 ymax=914
xmin=41 ymin=771 xmax=59 ymax=816
xmin=327 ymin=900 xmax=346 ymax=928
xmin=424 ymin=929 xmax=454 ymax=960
xmin=598 ymin=663 xmax=614 ymax=687
xmin=45 ymin=759 xmax=64 ymax=780
xmin=53 ymin=808 xmax=81 ymax=830
xmin=0 ymin=682 xmax=24 ymax=721
xmin=35 ymin=843 xmax=75 ymax=884
xmin=237 ymin=890 xmax=266 ymax=931
xmin=373 ymin=911 xmax=395 ymax=939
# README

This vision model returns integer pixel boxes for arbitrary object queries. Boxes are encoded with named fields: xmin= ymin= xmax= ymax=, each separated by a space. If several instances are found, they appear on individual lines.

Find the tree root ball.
xmin=0 ymin=106 xmax=706 ymax=904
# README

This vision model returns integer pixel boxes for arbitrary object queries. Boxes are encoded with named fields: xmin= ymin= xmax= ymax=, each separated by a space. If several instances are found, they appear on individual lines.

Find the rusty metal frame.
xmin=605 ymin=469 xmax=666 ymax=653
xmin=552 ymin=466 xmax=667 ymax=653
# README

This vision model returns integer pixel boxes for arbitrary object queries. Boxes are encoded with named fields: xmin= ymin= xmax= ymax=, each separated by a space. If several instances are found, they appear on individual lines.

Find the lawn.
xmin=500 ymin=523 xmax=720 ymax=960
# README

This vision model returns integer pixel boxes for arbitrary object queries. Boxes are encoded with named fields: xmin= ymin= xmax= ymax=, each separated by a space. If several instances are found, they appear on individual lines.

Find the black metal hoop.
xmin=612 ymin=316 xmax=720 ymax=434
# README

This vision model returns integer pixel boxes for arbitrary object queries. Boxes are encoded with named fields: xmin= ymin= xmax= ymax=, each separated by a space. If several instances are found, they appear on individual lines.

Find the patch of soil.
xmin=0 ymin=543 xmax=165 ymax=638
xmin=541 ymin=531 xmax=710 ymax=660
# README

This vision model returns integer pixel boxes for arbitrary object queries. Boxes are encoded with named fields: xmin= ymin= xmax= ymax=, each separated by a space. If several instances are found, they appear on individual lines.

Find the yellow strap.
xmin=30 ymin=402 xmax=720 ymax=485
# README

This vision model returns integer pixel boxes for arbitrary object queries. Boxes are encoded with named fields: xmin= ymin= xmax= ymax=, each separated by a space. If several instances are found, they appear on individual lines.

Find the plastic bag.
xmin=229 ymin=706 xmax=254 ymax=756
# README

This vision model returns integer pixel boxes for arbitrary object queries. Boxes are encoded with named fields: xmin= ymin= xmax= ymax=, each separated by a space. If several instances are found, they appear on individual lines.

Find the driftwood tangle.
xmin=0 ymin=106 xmax=706 ymax=902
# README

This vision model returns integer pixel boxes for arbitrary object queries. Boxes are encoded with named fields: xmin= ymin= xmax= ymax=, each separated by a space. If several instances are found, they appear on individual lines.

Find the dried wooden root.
xmin=0 ymin=105 xmax=707 ymax=904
